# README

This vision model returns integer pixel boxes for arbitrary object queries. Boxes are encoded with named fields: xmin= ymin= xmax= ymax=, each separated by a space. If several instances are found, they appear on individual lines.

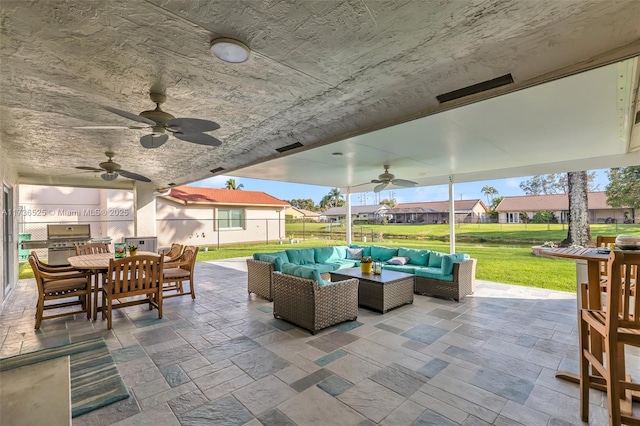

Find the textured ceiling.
xmin=1 ymin=1 xmax=639 ymax=191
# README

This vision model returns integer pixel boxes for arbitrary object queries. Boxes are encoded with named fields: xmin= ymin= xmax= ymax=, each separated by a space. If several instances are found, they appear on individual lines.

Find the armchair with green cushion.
xmin=272 ymin=266 xmax=358 ymax=334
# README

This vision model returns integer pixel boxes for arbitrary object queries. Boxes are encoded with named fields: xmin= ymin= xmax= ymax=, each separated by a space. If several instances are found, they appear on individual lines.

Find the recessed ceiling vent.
xmin=210 ymin=167 xmax=225 ymax=174
xmin=436 ymin=74 xmax=514 ymax=104
xmin=276 ymin=142 xmax=303 ymax=153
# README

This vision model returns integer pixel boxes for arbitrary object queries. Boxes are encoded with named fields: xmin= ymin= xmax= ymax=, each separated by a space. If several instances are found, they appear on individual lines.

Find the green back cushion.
xmin=286 ymin=248 xmax=316 ymax=265
xmin=258 ymin=254 xmax=284 ymax=271
xmin=441 ymin=253 xmax=466 ymax=275
xmin=371 ymin=246 xmax=398 ymax=261
xmin=314 ymin=247 xmax=335 ymax=263
xmin=398 ymin=248 xmax=430 ymax=266
xmin=253 ymin=251 xmax=289 ymax=263
xmin=428 ymin=251 xmax=446 ymax=268
xmin=349 ymin=244 xmax=371 ymax=257
xmin=281 ymin=263 xmax=328 ymax=285
xmin=333 ymin=246 xmax=348 ymax=259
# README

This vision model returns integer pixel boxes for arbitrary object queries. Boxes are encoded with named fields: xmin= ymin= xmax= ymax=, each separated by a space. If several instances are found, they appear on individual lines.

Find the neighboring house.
xmin=495 ymin=192 xmax=633 ymax=224
xmin=391 ymin=200 xmax=488 ymax=224
xmin=285 ymin=207 xmax=320 ymax=222
xmin=18 ymin=184 xmax=290 ymax=254
xmin=320 ymin=205 xmax=391 ymax=223
xmin=158 ymin=186 xmax=290 ymax=246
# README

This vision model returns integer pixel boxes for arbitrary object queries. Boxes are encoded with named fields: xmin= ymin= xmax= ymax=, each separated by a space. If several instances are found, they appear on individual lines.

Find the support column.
xmin=448 ymin=176 xmax=456 ymax=254
xmin=133 ymin=182 xmax=156 ymax=237
xmin=345 ymin=190 xmax=352 ymax=245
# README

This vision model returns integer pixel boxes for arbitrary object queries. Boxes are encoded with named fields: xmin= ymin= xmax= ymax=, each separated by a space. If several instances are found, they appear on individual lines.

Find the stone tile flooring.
xmin=1 ymin=258 xmax=639 ymax=425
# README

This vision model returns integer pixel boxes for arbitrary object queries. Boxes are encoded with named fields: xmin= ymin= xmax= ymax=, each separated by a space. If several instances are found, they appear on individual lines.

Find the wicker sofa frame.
xmin=247 ymin=259 xmax=331 ymax=302
xmin=414 ymin=258 xmax=477 ymax=302
xmin=272 ymin=272 xmax=358 ymax=334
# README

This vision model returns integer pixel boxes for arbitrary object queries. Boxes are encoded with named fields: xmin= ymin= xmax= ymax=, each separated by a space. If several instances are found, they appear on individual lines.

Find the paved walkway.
xmin=1 ymin=258 xmax=638 ymax=425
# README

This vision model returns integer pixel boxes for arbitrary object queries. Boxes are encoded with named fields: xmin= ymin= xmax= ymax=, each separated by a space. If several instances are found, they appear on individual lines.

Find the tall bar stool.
xmin=579 ymin=250 xmax=640 ymax=425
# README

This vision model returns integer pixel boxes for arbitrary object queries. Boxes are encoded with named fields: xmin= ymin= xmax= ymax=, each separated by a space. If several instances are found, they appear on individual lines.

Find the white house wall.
xmin=1 ymin=149 xmax=19 ymax=304
xmin=156 ymin=199 xmax=286 ymax=247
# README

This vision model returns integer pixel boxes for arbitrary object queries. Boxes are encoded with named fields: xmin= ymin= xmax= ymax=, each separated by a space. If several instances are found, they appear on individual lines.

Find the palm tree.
xmin=328 ymin=188 xmax=342 ymax=207
xmin=481 ymin=185 xmax=498 ymax=206
xmin=224 ymin=178 xmax=244 ymax=190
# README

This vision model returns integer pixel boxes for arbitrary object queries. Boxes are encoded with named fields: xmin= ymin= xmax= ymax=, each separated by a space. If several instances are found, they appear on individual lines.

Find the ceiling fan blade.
xmin=168 ymin=118 xmax=220 ymax=133
xmin=73 ymin=125 xmax=149 ymax=130
xmin=374 ymin=183 xmax=388 ymax=193
xmin=174 ymin=132 xmax=222 ymax=146
xmin=75 ymin=166 xmax=103 ymax=172
xmin=118 ymin=169 xmax=151 ymax=182
xmin=103 ymin=106 xmax=156 ymax=126
xmin=370 ymin=179 xmax=384 ymax=184
xmin=140 ymin=134 xmax=169 ymax=149
xmin=392 ymin=178 xmax=418 ymax=187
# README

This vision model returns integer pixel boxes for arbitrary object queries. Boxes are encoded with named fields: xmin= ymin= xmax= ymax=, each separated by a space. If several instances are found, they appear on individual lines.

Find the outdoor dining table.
xmin=543 ymin=246 xmax=639 ymax=402
xmin=67 ymin=251 xmax=165 ymax=320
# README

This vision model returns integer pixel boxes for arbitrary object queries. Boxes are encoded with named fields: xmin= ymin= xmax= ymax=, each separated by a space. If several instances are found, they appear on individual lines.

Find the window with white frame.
xmin=218 ymin=209 xmax=245 ymax=229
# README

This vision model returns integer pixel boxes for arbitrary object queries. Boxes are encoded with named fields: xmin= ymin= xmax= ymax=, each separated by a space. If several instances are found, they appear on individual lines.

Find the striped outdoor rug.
xmin=0 ymin=337 xmax=129 ymax=417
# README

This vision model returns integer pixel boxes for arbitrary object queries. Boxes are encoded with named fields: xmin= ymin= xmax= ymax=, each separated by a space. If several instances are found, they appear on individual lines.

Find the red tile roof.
xmin=163 ymin=186 xmax=289 ymax=206
xmin=495 ymin=192 xmax=612 ymax=211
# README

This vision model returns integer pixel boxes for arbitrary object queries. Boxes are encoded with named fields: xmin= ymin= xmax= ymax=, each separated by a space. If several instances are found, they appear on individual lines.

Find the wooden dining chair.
xmin=580 ymin=250 xmax=640 ymax=425
xmin=101 ymin=254 xmax=164 ymax=329
xmin=75 ymin=242 xmax=110 ymax=255
xmin=162 ymin=246 xmax=198 ymax=299
xmin=29 ymin=253 xmax=92 ymax=329
xmin=30 ymin=251 xmax=78 ymax=273
xmin=164 ymin=243 xmax=184 ymax=262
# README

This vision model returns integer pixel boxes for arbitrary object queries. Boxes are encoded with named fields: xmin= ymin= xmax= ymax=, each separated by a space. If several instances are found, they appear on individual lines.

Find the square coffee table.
xmin=330 ymin=267 xmax=414 ymax=313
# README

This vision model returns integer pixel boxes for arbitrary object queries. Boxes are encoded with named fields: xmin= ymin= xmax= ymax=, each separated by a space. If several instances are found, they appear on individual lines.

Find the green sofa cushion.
xmin=313 ymin=263 xmax=338 ymax=274
xmin=428 ymin=251 xmax=446 ymax=268
xmin=281 ymin=263 xmax=330 ymax=286
xmin=326 ymin=259 xmax=358 ymax=270
xmin=349 ymin=244 xmax=371 ymax=257
xmin=314 ymin=246 xmax=347 ymax=263
xmin=441 ymin=253 xmax=466 ymax=275
xmin=286 ymin=248 xmax=316 ymax=265
xmin=371 ymin=246 xmax=398 ymax=261
xmin=258 ymin=254 xmax=284 ymax=272
xmin=415 ymin=267 xmax=454 ymax=282
xmin=382 ymin=264 xmax=416 ymax=274
xmin=398 ymin=247 xmax=430 ymax=266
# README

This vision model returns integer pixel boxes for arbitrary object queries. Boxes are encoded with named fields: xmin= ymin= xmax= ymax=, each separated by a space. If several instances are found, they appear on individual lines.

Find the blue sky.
xmin=191 ymin=169 xmax=610 ymax=206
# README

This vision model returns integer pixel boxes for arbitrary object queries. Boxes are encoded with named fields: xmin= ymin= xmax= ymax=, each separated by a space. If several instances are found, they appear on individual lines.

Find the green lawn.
xmin=21 ymin=223 xmax=638 ymax=292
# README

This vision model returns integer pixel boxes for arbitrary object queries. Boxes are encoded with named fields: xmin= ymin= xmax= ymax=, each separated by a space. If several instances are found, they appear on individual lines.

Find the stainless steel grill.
xmin=46 ymin=224 xmax=91 ymax=265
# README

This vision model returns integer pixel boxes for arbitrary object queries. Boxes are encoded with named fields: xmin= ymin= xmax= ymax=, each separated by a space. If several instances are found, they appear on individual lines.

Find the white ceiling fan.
xmin=364 ymin=165 xmax=418 ymax=192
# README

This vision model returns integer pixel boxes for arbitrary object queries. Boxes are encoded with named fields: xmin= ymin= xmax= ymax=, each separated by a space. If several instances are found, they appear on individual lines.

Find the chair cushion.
xmin=43 ymin=277 xmax=88 ymax=293
xmin=281 ymin=263 xmax=328 ymax=285
xmin=415 ymin=267 xmax=454 ymax=282
xmin=398 ymin=248 xmax=430 ymax=266
xmin=163 ymin=268 xmax=191 ymax=279
xmin=346 ymin=247 xmax=363 ymax=260
xmin=258 ymin=254 xmax=284 ymax=271
xmin=349 ymin=244 xmax=371 ymax=257
xmin=386 ymin=256 xmax=410 ymax=265
xmin=286 ymin=248 xmax=316 ymax=265
xmin=326 ymin=259 xmax=359 ymax=270
xmin=441 ymin=253 xmax=466 ymax=275
xmin=314 ymin=247 xmax=339 ymax=263
xmin=382 ymin=264 xmax=416 ymax=274
xmin=371 ymin=246 xmax=398 ymax=261
xmin=428 ymin=251 xmax=446 ymax=268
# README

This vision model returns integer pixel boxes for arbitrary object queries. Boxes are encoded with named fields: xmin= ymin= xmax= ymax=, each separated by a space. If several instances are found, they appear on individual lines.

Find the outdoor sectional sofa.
xmin=247 ymin=244 xmax=476 ymax=302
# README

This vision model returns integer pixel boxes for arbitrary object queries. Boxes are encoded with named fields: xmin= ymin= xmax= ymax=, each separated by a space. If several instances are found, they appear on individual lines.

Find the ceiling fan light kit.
xmin=210 ymin=38 xmax=250 ymax=63
xmin=76 ymin=152 xmax=151 ymax=183
xmin=101 ymin=172 xmax=118 ymax=181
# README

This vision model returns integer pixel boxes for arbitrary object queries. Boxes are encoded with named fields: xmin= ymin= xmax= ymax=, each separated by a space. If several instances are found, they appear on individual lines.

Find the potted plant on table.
xmin=127 ymin=245 xmax=139 ymax=256
xmin=360 ymin=255 xmax=373 ymax=273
